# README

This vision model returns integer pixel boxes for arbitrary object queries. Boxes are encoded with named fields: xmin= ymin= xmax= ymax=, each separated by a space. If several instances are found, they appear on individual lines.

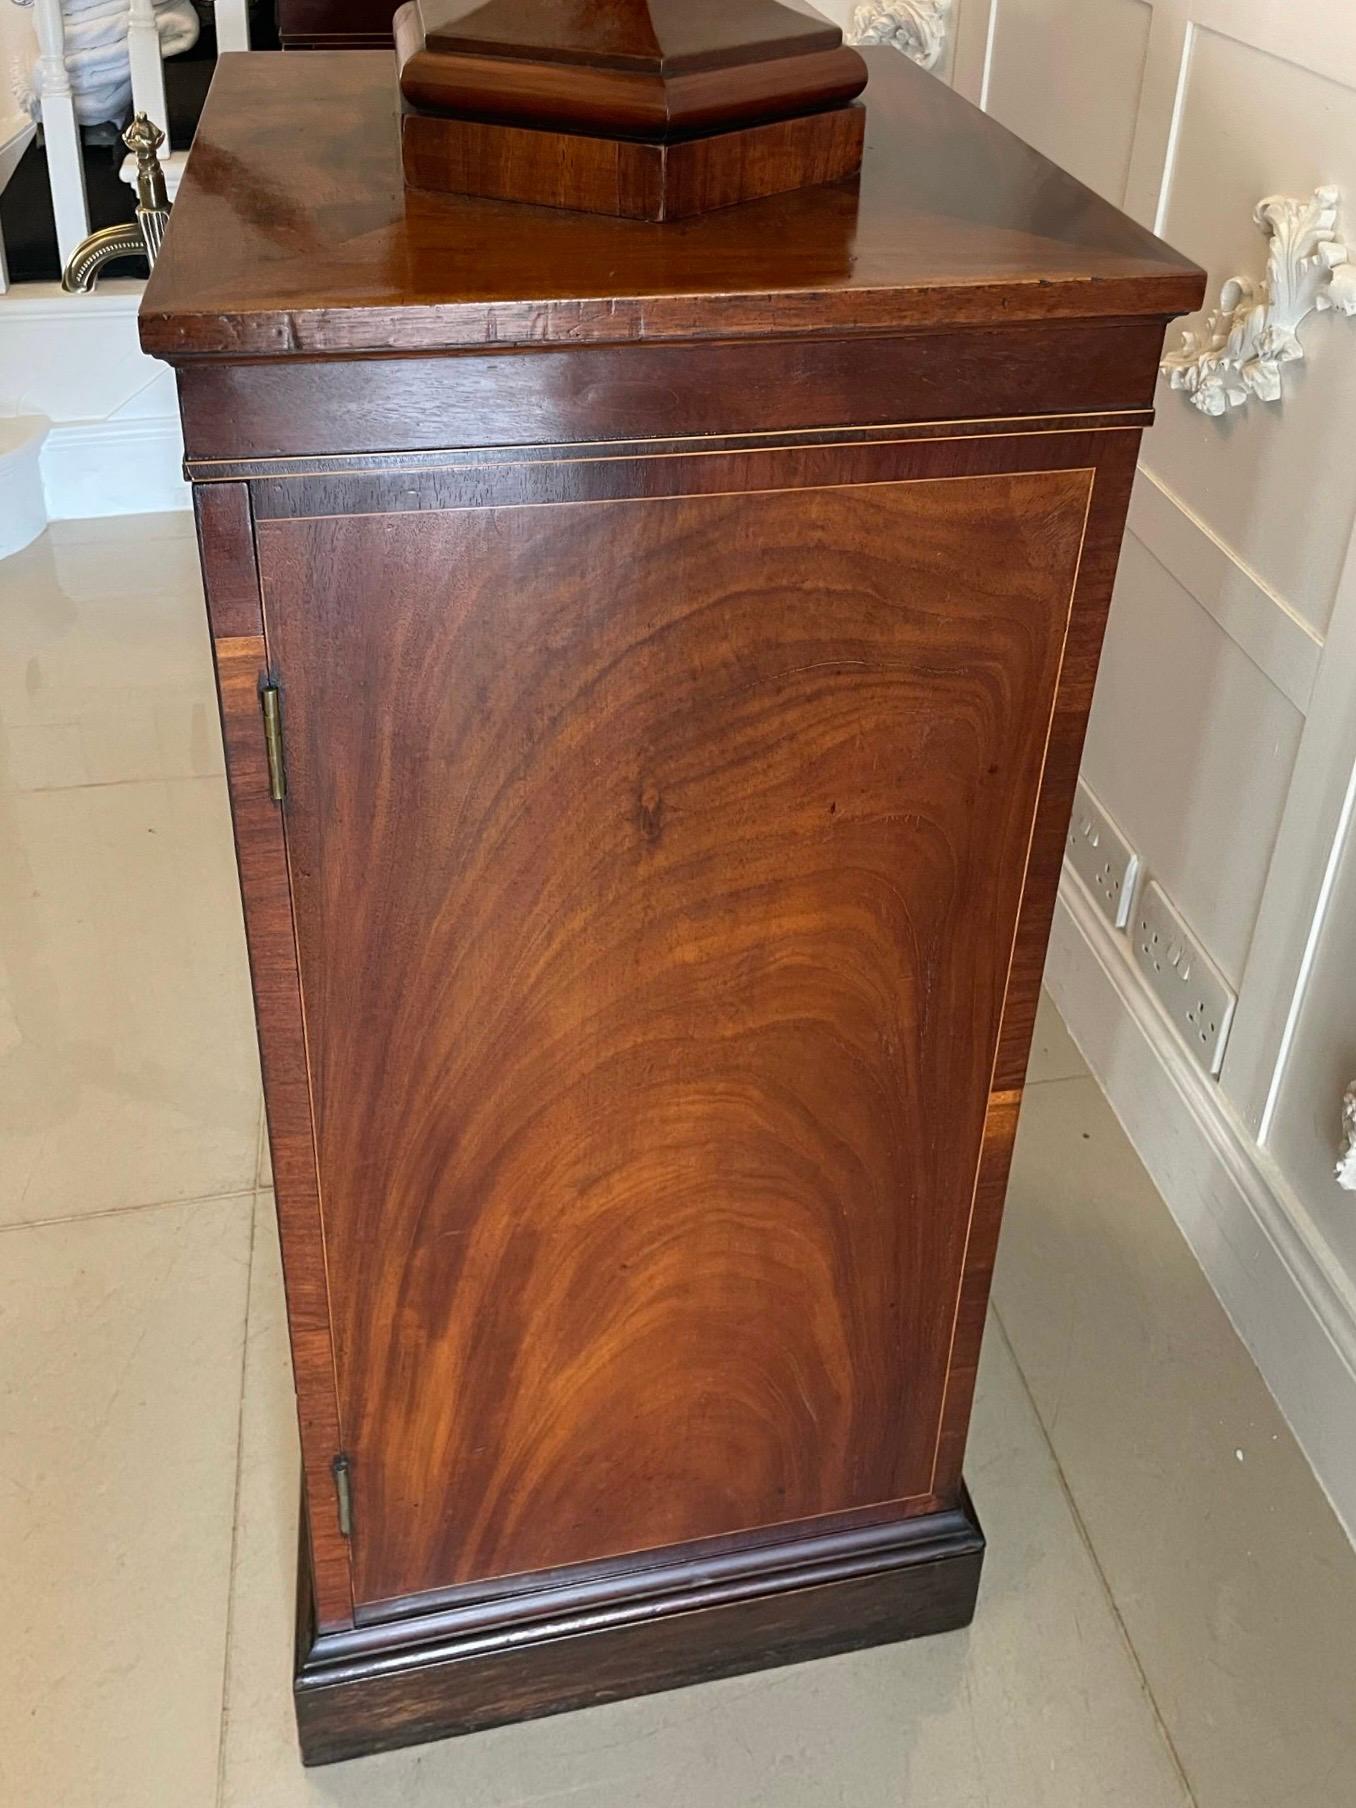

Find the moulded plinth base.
xmin=293 ymin=1490 xmax=985 ymax=1766
xmin=400 ymin=103 xmax=866 ymax=222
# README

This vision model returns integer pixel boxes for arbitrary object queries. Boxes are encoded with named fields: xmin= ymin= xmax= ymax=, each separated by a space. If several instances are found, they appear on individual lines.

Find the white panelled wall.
xmin=885 ymin=0 xmax=1356 ymax=1542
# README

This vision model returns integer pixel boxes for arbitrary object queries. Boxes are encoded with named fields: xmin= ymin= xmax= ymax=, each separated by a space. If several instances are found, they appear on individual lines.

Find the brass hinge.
xmin=260 ymin=680 xmax=286 ymax=804
xmin=332 ymin=1452 xmax=354 ymax=1539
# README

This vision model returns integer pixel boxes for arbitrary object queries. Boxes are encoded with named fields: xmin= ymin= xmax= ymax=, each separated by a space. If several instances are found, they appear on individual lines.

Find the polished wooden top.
xmin=139 ymin=49 xmax=1203 ymax=363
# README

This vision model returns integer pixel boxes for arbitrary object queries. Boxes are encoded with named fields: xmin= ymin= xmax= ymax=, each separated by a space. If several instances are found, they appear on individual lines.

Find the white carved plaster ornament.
xmin=848 ymin=0 xmax=951 ymax=73
xmin=1163 ymin=187 xmax=1356 ymax=416
xmin=1338 ymin=1085 xmax=1356 ymax=1192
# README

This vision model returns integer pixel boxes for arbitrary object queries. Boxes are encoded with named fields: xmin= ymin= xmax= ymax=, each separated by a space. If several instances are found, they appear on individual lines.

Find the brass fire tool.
xmin=61 ymin=112 xmax=172 ymax=293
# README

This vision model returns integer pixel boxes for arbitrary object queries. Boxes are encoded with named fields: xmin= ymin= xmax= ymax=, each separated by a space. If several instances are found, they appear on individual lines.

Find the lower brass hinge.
xmin=332 ymin=1453 xmax=354 ymax=1539
xmin=260 ymin=680 xmax=286 ymax=804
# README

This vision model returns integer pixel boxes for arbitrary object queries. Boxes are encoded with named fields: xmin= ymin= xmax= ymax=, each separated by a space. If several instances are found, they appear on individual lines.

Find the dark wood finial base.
xmin=400 ymin=99 xmax=865 ymax=223
xmin=393 ymin=0 xmax=867 ymax=220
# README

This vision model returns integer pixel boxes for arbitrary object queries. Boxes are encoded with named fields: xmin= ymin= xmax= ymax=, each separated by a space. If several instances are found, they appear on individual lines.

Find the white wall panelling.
xmin=968 ymin=0 xmax=1153 ymax=205
xmin=1121 ymin=7 xmax=1194 ymax=233
xmin=1150 ymin=28 xmax=1356 ymax=630
xmin=1080 ymin=535 xmax=1302 ymax=988
xmin=947 ymin=0 xmax=995 ymax=106
xmin=1269 ymin=814 xmax=1356 ymax=1272
xmin=1126 ymin=467 xmax=1321 ymax=714
xmin=963 ymin=0 xmax=1356 ymax=1546
xmin=1223 ymin=524 xmax=1356 ymax=1136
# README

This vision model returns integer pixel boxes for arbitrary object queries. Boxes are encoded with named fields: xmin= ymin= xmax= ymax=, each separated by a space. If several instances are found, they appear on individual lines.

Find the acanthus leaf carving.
xmin=848 ymin=0 xmax=951 ymax=73
xmin=1338 ymin=1083 xmax=1356 ymax=1192
xmin=1162 ymin=187 xmax=1356 ymax=416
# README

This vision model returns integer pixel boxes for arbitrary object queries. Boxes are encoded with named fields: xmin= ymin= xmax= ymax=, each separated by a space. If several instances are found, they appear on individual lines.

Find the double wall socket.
xmin=1131 ymin=879 xmax=1237 ymax=1078
xmin=1065 ymin=780 xmax=1236 ymax=1078
xmin=1066 ymin=781 xmax=1138 ymax=930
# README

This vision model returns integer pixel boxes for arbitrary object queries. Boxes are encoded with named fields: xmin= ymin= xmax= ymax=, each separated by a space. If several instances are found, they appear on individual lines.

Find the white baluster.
xmin=0 ymin=115 xmax=37 ymax=294
xmin=215 ymin=0 xmax=252 ymax=53
xmin=32 ymin=0 xmax=91 ymax=264
xmin=127 ymin=0 xmax=171 ymax=142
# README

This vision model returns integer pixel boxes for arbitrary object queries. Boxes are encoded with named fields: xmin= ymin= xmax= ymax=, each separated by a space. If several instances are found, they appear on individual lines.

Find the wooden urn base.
xmin=391 ymin=0 xmax=869 ymax=221
xmin=400 ymin=101 xmax=866 ymax=223
xmin=293 ymin=1495 xmax=985 ymax=1766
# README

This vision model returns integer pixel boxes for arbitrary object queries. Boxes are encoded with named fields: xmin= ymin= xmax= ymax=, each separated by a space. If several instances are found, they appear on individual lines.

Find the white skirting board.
xmin=0 ymin=283 xmax=189 ymax=525
xmin=40 ymin=415 xmax=188 ymax=518
xmin=1047 ymin=869 xmax=1356 ymax=1548
xmin=0 ymin=415 xmax=49 ymax=556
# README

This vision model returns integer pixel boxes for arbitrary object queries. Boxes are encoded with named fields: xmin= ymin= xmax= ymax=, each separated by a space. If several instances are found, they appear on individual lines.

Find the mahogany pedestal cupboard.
xmin=140 ymin=43 xmax=1203 ymax=1766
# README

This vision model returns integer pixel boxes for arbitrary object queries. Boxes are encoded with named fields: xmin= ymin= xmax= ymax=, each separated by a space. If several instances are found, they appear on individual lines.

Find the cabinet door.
xmin=255 ymin=444 xmax=1092 ymax=1616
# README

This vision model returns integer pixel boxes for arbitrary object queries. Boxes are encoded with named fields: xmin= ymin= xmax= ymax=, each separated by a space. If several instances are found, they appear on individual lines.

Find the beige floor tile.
xmin=996 ymin=1074 xmax=1356 ymax=1808
xmin=0 ymin=1192 xmax=253 ymax=1808
xmin=257 ymin=1105 xmax=273 ymax=1189
xmin=44 ymin=511 xmax=196 ymax=548
xmin=221 ymin=1198 xmax=1187 ymax=1808
xmin=0 ymin=518 xmax=219 ymax=793
xmin=1025 ymin=988 xmax=1089 ymax=1086
xmin=0 ymin=774 xmax=261 ymax=1225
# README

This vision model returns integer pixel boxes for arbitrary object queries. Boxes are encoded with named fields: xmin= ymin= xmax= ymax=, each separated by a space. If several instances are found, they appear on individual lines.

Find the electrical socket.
xmin=1066 ymin=781 xmax=1139 ymax=930
xmin=1131 ymin=879 xmax=1237 ymax=1077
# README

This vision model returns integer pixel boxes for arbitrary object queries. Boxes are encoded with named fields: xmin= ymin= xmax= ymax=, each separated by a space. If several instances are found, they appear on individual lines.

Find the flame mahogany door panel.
xmin=252 ymin=435 xmax=1094 ymax=1618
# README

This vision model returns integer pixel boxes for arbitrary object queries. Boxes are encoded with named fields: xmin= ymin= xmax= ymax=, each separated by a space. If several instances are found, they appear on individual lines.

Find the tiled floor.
xmin=2 ymin=514 xmax=1354 ymax=1807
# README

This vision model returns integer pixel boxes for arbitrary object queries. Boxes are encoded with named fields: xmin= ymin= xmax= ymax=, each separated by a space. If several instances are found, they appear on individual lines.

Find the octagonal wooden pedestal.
xmin=393 ymin=0 xmax=869 ymax=220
